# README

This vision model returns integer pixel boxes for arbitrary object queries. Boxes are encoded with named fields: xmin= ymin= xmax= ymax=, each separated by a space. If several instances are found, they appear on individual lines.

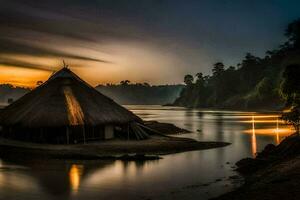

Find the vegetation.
xmin=280 ymin=64 xmax=300 ymax=134
xmin=96 ymin=82 xmax=184 ymax=105
xmin=0 ymin=82 xmax=183 ymax=106
xmin=173 ymin=19 xmax=300 ymax=110
xmin=0 ymin=84 xmax=29 ymax=105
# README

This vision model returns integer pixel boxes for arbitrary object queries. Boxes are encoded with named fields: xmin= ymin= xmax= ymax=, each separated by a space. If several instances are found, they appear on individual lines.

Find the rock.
xmin=236 ymin=158 xmax=267 ymax=174
xmin=256 ymin=144 xmax=276 ymax=158
xmin=229 ymin=175 xmax=240 ymax=180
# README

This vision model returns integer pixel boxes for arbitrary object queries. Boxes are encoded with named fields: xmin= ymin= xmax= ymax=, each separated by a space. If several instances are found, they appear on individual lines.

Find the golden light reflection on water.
xmin=242 ymin=119 xmax=282 ymax=123
xmin=244 ymin=128 xmax=293 ymax=135
xmin=245 ymin=114 xmax=294 ymax=157
xmin=69 ymin=164 xmax=84 ymax=193
xmin=251 ymin=116 xmax=257 ymax=157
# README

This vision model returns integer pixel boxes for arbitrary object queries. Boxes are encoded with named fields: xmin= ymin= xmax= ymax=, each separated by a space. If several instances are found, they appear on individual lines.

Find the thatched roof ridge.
xmin=0 ymin=67 xmax=141 ymax=128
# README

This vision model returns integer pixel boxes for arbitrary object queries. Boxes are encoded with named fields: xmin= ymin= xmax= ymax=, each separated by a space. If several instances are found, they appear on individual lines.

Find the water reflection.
xmin=244 ymin=115 xmax=293 ymax=157
xmin=69 ymin=164 xmax=84 ymax=193
xmin=251 ymin=116 xmax=257 ymax=157
xmin=276 ymin=118 xmax=280 ymax=145
xmin=243 ymin=115 xmax=293 ymax=146
xmin=0 ymin=106 xmax=295 ymax=200
xmin=0 ymin=157 xmax=161 ymax=199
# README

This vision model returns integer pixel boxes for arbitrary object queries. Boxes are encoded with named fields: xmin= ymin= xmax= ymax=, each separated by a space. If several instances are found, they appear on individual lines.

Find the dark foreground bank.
xmin=213 ymin=133 xmax=300 ymax=200
xmin=0 ymin=135 xmax=229 ymax=160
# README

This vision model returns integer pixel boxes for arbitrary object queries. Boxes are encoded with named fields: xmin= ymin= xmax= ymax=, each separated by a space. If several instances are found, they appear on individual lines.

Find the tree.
xmin=212 ymin=62 xmax=225 ymax=77
xmin=285 ymin=19 xmax=300 ymax=48
xmin=195 ymin=72 xmax=204 ymax=85
xmin=172 ymin=19 xmax=300 ymax=110
xmin=280 ymin=64 xmax=300 ymax=135
xmin=143 ymin=82 xmax=150 ymax=87
xmin=184 ymin=74 xmax=194 ymax=85
xmin=280 ymin=64 xmax=300 ymax=107
xmin=282 ymin=107 xmax=300 ymax=134
xmin=195 ymin=72 xmax=203 ymax=80
xmin=120 ymin=80 xmax=130 ymax=86
xmin=36 ymin=81 xmax=43 ymax=86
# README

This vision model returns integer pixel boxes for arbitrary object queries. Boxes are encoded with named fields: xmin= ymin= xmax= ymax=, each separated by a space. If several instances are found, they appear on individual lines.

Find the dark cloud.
xmin=0 ymin=58 xmax=53 ymax=71
xmin=0 ymin=38 xmax=110 ymax=64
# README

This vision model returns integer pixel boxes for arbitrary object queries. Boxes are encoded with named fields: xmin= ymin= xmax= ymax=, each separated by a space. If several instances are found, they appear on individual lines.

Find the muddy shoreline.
xmin=0 ymin=136 xmax=229 ymax=160
xmin=213 ymin=133 xmax=300 ymax=200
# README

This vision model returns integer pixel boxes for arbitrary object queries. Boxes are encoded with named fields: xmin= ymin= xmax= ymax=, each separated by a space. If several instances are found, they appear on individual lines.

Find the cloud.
xmin=1 ymin=0 xmax=300 ymax=86
xmin=0 ymin=38 xmax=110 ymax=67
xmin=0 ymin=58 xmax=53 ymax=71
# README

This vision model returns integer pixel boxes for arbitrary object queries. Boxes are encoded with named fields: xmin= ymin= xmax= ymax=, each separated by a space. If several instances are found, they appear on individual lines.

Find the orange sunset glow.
xmin=0 ymin=66 xmax=50 ymax=88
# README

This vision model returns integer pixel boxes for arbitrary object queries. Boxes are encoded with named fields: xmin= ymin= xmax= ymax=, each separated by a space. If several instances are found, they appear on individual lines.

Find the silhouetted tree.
xmin=280 ymin=64 xmax=300 ymax=107
xmin=285 ymin=19 xmax=300 ymax=48
xmin=172 ymin=19 xmax=300 ymax=110
xmin=282 ymin=107 xmax=300 ymax=134
xmin=184 ymin=74 xmax=194 ymax=85
xmin=36 ymin=81 xmax=43 ymax=86
xmin=120 ymin=80 xmax=130 ymax=86
xmin=280 ymin=64 xmax=300 ymax=134
xmin=212 ymin=62 xmax=225 ymax=77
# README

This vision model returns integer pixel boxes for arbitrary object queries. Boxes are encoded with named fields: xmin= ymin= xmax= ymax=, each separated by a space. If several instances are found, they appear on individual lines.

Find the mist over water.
xmin=0 ymin=105 xmax=293 ymax=200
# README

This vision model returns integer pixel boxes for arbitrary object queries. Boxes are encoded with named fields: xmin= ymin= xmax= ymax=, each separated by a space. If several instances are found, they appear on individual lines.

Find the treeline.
xmin=96 ymin=81 xmax=183 ymax=105
xmin=173 ymin=19 xmax=300 ymax=110
xmin=0 ymin=84 xmax=29 ymax=106
xmin=0 ymin=82 xmax=183 ymax=106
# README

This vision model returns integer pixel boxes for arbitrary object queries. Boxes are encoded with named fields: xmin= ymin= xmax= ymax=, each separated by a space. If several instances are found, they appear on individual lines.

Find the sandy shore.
xmin=0 ymin=136 xmax=229 ymax=160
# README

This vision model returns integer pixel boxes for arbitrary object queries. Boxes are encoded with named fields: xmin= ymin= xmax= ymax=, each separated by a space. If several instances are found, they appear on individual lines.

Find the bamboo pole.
xmin=136 ymin=123 xmax=168 ymax=137
xmin=82 ymin=125 xmax=86 ymax=144
xmin=92 ymin=127 xmax=95 ymax=139
xmin=66 ymin=126 xmax=70 ymax=144
xmin=127 ymin=124 xmax=130 ymax=140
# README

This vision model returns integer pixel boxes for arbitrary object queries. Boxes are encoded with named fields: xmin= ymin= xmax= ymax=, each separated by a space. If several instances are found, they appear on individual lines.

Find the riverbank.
xmin=144 ymin=120 xmax=190 ymax=134
xmin=213 ymin=133 xmax=300 ymax=200
xmin=0 ymin=135 xmax=229 ymax=160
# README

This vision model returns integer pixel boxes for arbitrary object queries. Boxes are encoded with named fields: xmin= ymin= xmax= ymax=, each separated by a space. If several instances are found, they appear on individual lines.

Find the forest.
xmin=0 ymin=84 xmax=29 ymax=106
xmin=173 ymin=19 xmax=300 ymax=110
xmin=96 ymin=82 xmax=183 ymax=105
xmin=0 ymin=83 xmax=183 ymax=106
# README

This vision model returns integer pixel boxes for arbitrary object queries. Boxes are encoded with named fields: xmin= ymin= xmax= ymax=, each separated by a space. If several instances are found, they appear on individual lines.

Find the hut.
xmin=0 ymin=67 xmax=149 ymax=144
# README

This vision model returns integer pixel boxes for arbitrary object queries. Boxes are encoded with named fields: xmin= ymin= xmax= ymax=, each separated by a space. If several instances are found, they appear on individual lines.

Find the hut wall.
xmin=104 ymin=125 xmax=114 ymax=139
xmin=0 ymin=125 xmax=107 ymax=144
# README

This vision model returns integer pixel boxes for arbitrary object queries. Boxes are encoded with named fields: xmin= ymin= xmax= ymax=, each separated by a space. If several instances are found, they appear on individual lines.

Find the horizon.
xmin=0 ymin=66 xmax=185 ymax=89
xmin=1 ymin=0 xmax=300 ymax=87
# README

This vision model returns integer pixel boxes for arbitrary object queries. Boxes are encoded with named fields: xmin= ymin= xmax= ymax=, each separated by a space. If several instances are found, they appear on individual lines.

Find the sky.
xmin=1 ymin=0 xmax=300 ymax=87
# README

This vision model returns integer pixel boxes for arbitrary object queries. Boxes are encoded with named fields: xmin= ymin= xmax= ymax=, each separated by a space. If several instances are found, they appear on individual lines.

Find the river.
xmin=0 ymin=105 xmax=294 ymax=200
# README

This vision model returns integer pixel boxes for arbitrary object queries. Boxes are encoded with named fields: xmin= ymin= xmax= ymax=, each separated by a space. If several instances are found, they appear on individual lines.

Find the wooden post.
xmin=82 ymin=125 xmax=86 ymax=144
xmin=40 ymin=128 xmax=43 ymax=142
xmin=66 ymin=126 xmax=70 ymax=144
xmin=92 ymin=126 xmax=95 ymax=139
xmin=127 ymin=124 xmax=130 ymax=140
xmin=6 ymin=127 xmax=12 ymax=139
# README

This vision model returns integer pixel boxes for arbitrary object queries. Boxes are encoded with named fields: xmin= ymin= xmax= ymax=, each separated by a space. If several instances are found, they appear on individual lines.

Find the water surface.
xmin=0 ymin=105 xmax=293 ymax=200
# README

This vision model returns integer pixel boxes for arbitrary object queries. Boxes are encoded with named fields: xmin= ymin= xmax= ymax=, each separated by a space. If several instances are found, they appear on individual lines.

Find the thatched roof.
xmin=0 ymin=68 xmax=141 ymax=128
